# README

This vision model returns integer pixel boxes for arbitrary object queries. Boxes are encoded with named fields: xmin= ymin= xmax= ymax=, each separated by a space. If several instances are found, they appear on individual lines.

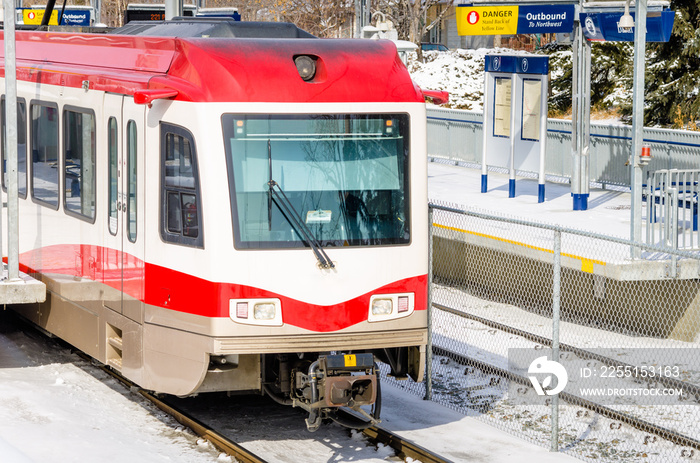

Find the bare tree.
xmin=374 ymin=0 xmax=454 ymax=58
xmin=207 ymin=0 xmax=352 ymax=37
xmin=97 ymin=0 xmax=283 ymax=27
xmin=95 ymin=0 xmax=356 ymax=37
xmin=101 ymin=0 xmax=128 ymax=27
xmin=278 ymin=0 xmax=353 ymax=37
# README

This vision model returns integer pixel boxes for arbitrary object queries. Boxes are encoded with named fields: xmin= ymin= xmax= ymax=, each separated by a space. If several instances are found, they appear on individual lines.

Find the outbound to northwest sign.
xmin=456 ymin=4 xmax=575 ymax=36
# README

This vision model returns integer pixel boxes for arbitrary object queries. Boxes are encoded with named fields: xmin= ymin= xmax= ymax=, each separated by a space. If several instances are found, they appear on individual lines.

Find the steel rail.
xmin=360 ymin=423 xmax=454 ymax=463
xmin=432 ymin=303 xmax=700 ymax=451
xmin=335 ymin=409 xmax=452 ymax=462
xmin=129 ymin=373 xmax=451 ymax=463
xmin=140 ymin=390 xmax=267 ymax=463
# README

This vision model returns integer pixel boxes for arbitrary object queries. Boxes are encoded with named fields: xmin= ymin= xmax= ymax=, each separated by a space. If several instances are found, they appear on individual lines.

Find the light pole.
xmin=571 ymin=6 xmax=591 ymax=212
xmin=4 ymin=0 xmax=19 ymax=281
xmin=629 ymin=0 xmax=648 ymax=259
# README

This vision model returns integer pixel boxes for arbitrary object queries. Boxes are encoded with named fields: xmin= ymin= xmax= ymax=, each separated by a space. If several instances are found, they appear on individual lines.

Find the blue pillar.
xmin=573 ymin=193 xmax=589 ymax=211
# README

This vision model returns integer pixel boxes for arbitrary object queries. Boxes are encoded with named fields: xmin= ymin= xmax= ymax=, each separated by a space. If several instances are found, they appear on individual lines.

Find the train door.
xmin=103 ymin=94 xmax=145 ymax=323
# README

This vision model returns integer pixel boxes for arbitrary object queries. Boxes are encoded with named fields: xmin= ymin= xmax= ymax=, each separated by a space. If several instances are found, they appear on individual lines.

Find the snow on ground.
xmin=397 ymin=284 xmax=700 ymax=462
xmin=0 ymin=315 xmax=225 ymax=463
xmin=379 ymin=380 xmax=579 ymax=463
xmin=428 ymin=161 xmax=632 ymax=238
xmin=408 ymin=47 xmax=630 ymax=125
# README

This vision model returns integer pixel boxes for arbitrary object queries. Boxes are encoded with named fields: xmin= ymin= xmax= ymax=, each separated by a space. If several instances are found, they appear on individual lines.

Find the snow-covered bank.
xmin=0 ymin=313 xmax=225 ymax=463
xmin=407 ymin=48 xmax=529 ymax=111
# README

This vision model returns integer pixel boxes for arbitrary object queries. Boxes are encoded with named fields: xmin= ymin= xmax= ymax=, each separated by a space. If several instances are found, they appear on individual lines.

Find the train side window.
xmin=1 ymin=96 xmax=28 ymax=198
xmin=160 ymin=123 xmax=203 ymax=247
xmin=30 ymin=102 xmax=59 ymax=209
xmin=108 ymin=117 xmax=118 ymax=235
xmin=126 ymin=120 xmax=137 ymax=243
xmin=63 ymin=107 xmax=96 ymax=222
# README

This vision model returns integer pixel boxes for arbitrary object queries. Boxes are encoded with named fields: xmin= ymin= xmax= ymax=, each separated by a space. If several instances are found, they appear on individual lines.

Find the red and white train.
xmin=0 ymin=18 xmax=436 ymax=430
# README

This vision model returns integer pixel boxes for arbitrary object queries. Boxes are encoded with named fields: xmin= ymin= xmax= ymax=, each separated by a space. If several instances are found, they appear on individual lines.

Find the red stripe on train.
xmin=18 ymin=244 xmax=427 ymax=332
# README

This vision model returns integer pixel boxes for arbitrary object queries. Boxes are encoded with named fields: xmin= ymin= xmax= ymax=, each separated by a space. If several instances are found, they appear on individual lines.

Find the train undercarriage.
xmin=260 ymin=347 xmax=423 ymax=432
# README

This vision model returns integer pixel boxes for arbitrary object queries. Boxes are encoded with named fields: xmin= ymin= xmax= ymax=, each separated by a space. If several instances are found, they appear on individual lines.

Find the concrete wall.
xmin=433 ymin=234 xmax=700 ymax=342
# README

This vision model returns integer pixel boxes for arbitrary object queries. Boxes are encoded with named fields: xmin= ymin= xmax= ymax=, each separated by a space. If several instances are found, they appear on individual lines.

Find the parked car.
xmin=421 ymin=42 xmax=448 ymax=52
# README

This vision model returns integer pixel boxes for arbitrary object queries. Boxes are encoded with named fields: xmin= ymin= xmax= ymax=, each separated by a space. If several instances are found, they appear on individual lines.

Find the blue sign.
xmin=580 ymin=10 xmax=674 ymax=42
xmin=486 ymin=55 xmax=548 ymax=75
xmin=485 ymin=55 xmax=516 ymax=73
xmin=60 ymin=9 xmax=91 ymax=26
xmin=518 ymin=5 xmax=575 ymax=34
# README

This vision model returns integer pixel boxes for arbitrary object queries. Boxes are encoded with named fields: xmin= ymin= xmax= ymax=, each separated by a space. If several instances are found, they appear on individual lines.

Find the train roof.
xmin=111 ymin=18 xmax=316 ymax=38
xmin=0 ymin=20 xmax=424 ymax=104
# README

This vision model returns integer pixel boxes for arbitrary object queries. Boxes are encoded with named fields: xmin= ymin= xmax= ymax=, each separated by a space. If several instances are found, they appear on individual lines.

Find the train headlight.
xmin=254 ymin=303 xmax=276 ymax=320
xmin=371 ymin=299 xmax=393 ymax=316
xmin=368 ymin=294 xmax=415 ymax=322
xmin=230 ymin=298 xmax=282 ymax=326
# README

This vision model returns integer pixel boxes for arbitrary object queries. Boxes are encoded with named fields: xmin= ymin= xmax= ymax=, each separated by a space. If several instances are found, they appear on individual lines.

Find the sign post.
xmin=630 ymin=0 xmax=649 ymax=259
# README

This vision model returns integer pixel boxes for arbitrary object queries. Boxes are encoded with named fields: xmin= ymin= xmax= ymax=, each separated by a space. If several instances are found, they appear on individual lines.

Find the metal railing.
xmin=645 ymin=169 xmax=700 ymax=250
xmin=427 ymin=106 xmax=700 ymax=188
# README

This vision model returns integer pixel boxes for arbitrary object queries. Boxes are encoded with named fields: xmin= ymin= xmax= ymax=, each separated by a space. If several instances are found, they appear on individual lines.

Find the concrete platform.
xmin=428 ymin=161 xmax=700 ymax=279
xmin=0 ymin=268 xmax=46 ymax=305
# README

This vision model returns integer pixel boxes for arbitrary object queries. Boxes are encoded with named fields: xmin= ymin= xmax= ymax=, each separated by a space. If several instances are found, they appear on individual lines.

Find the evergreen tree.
xmin=590 ymin=42 xmax=633 ymax=113
xmin=544 ymin=42 xmax=632 ymax=118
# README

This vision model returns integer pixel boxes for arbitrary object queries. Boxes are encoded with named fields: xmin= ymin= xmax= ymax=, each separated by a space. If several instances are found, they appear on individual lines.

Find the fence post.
xmin=425 ymin=206 xmax=434 ymax=401
xmin=551 ymin=229 xmax=562 ymax=452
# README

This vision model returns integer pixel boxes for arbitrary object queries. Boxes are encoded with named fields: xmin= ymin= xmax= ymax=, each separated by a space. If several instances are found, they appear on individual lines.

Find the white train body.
xmin=1 ymin=20 xmax=429 ymax=428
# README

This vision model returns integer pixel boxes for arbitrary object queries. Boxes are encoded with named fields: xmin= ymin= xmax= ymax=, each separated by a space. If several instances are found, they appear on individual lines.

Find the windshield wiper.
xmin=268 ymin=180 xmax=335 ymax=269
xmin=268 ymin=140 xmax=273 ymax=231
xmin=267 ymin=139 xmax=334 ymax=269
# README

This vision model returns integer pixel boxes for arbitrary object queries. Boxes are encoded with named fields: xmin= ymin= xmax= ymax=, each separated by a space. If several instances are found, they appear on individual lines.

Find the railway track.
xmin=87 ymin=353 xmax=451 ymax=463
xmin=432 ymin=302 xmax=700 ymax=452
xmin=340 ymin=409 xmax=452 ymax=463
xmin=434 ymin=302 xmax=700 ymax=397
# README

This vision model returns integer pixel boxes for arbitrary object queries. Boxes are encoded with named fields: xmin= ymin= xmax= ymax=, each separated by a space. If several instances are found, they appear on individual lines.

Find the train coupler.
xmin=299 ymin=353 xmax=377 ymax=432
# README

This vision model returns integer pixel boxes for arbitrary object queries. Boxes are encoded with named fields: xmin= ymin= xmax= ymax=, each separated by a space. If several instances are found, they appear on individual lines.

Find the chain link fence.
xmin=383 ymin=201 xmax=700 ymax=462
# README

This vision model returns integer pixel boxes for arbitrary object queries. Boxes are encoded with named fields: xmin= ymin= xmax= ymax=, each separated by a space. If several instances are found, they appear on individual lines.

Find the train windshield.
xmin=222 ymin=114 xmax=410 ymax=249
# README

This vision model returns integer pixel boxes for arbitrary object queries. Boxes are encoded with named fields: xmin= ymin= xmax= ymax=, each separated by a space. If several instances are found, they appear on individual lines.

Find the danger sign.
xmin=456 ymin=6 xmax=518 ymax=36
xmin=456 ymin=4 xmax=575 ymax=36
